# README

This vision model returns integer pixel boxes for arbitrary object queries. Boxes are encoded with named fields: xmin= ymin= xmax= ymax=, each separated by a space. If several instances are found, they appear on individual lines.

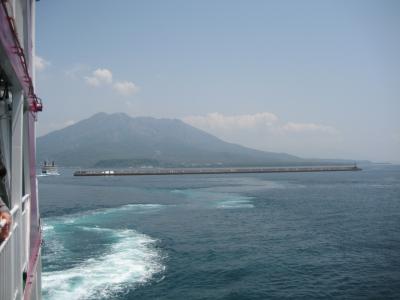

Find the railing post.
xmin=11 ymin=89 xmax=24 ymax=299
xmin=21 ymin=194 xmax=30 ymax=270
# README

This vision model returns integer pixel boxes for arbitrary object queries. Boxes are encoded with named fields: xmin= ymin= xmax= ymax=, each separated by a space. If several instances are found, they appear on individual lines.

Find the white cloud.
xmin=84 ymin=68 xmax=139 ymax=96
xmin=183 ymin=112 xmax=279 ymax=130
xmin=113 ymin=81 xmax=139 ymax=96
xmin=35 ymin=55 xmax=50 ymax=71
xmin=85 ymin=68 xmax=113 ymax=87
xmin=65 ymin=64 xmax=90 ymax=79
xmin=183 ymin=112 xmax=338 ymax=136
xmin=85 ymin=76 xmax=101 ymax=87
xmin=182 ymin=112 xmax=341 ymax=158
xmin=282 ymin=122 xmax=338 ymax=134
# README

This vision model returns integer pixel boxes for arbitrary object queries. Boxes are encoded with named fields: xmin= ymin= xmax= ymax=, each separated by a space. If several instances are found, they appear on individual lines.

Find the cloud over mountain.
xmin=183 ymin=112 xmax=341 ymax=158
xmin=84 ymin=68 xmax=138 ymax=96
xmin=184 ymin=112 xmax=279 ymax=130
xmin=183 ymin=112 xmax=338 ymax=134
xmin=113 ymin=81 xmax=139 ymax=96
xmin=85 ymin=68 xmax=113 ymax=86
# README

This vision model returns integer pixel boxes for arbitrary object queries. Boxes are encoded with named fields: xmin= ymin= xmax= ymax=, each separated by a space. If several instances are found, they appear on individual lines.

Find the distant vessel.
xmin=41 ymin=161 xmax=59 ymax=175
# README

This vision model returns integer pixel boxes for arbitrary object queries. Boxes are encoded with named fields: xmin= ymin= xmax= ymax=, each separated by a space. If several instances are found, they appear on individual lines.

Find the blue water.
xmin=39 ymin=165 xmax=400 ymax=299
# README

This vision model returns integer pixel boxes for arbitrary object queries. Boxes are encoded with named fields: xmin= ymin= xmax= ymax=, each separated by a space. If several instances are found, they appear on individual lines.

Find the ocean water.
xmin=39 ymin=165 xmax=400 ymax=300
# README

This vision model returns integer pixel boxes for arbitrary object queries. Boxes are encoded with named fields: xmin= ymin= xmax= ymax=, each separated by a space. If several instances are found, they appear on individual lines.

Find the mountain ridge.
xmin=37 ymin=112 xmax=305 ymax=167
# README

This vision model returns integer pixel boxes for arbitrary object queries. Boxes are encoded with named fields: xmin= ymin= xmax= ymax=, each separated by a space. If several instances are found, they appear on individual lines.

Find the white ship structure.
xmin=0 ymin=0 xmax=43 ymax=299
xmin=41 ymin=161 xmax=59 ymax=176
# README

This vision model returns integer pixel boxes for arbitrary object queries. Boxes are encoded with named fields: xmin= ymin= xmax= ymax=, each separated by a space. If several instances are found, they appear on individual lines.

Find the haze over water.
xmin=39 ymin=165 xmax=400 ymax=300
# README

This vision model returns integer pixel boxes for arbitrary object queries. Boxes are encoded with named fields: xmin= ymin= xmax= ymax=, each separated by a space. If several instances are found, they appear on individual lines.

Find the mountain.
xmin=37 ymin=112 xmax=304 ymax=167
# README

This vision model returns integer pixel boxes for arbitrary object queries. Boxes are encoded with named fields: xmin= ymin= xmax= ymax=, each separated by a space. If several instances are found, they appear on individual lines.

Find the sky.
xmin=35 ymin=0 xmax=400 ymax=162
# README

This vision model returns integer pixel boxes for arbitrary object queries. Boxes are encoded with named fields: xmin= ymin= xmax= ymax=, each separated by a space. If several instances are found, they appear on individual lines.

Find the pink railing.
xmin=0 ymin=194 xmax=31 ymax=300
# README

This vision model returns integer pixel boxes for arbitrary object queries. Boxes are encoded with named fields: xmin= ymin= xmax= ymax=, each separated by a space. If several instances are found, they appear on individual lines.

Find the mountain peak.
xmin=89 ymin=111 xmax=130 ymax=120
xmin=37 ymin=112 xmax=302 ymax=167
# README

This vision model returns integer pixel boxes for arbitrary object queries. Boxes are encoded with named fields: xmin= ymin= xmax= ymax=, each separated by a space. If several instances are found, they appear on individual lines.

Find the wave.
xmin=46 ymin=203 xmax=164 ymax=225
xmin=217 ymin=198 xmax=254 ymax=209
xmin=172 ymin=189 xmax=255 ymax=209
xmin=170 ymin=177 xmax=306 ymax=210
xmin=42 ymin=204 xmax=165 ymax=300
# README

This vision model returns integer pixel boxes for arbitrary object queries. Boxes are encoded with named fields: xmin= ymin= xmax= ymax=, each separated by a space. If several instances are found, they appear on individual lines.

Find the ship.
xmin=41 ymin=161 xmax=59 ymax=176
xmin=0 ymin=1 xmax=43 ymax=300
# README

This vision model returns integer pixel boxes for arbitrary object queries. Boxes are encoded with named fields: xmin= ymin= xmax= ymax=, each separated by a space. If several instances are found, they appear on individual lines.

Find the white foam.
xmin=173 ymin=189 xmax=255 ymax=209
xmin=54 ymin=203 xmax=164 ymax=225
xmin=217 ymin=199 xmax=254 ymax=209
xmin=42 ymin=228 xmax=164 ymax=300
xmin=43 ymin=238 xmax=67 ymax=266
xmin=42 ymin=204 xmax=165 ymax=300
xmin=207 ymin=177 xmax=288 ymax=190
xmin=42 ymin=224 xmax=54 ymax=232
xmin=103 ymin=203 xmax=164 ymax=214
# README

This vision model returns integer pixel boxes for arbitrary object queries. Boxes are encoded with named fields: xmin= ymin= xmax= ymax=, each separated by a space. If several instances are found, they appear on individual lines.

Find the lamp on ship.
xmin=30 ymin=97 xmax=43 ymax=112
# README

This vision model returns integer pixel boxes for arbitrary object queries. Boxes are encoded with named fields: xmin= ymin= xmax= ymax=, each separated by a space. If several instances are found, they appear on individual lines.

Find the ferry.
xmin=0 ymin=1 xmax=43 ymax=300
xmin=41 ymin=161 xmax=59 ymax=176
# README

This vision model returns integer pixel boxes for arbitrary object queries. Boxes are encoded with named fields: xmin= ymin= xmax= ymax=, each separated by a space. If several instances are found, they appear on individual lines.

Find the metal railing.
xmin=21 ymin=194 xmax=30 ymax=271
xmin=0 ymin=194 xmax=31 ymax=300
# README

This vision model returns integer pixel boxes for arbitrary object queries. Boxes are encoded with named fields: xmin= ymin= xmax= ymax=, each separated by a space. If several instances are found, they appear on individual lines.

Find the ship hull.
xmin=0 ymin=1 xmax=42 ymax=299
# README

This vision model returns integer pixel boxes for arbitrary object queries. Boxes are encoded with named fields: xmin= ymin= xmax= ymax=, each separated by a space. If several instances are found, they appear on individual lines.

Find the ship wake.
xmin=42 ymin=205 xmax=165 ymax=300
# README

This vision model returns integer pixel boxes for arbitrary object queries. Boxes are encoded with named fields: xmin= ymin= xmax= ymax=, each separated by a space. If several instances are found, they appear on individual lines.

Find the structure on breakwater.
xmin=74 ymin=165 xmax=361 ymax=177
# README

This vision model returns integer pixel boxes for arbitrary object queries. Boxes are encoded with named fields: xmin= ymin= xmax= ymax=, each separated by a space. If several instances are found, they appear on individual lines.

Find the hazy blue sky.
xmin=35 ymin=0 xmax=400 ymax=162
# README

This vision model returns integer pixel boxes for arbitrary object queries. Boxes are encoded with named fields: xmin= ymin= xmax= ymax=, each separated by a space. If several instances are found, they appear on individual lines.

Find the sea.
xmin=38 ymin=164 xmax=400 ymax=300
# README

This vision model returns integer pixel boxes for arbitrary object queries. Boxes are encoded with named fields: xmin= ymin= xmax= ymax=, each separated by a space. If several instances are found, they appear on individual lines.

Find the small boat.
xmin=41 ymin=161 xmax=59 ymax=175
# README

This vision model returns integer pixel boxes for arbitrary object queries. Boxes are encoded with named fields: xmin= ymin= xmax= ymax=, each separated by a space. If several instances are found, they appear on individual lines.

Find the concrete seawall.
xmin=73 ymin=165 xmax=361 ymax=177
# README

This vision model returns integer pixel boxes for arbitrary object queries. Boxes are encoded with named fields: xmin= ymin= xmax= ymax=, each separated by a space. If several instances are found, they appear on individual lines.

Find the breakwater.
xmin=73 ymin=165 xmax=361 ymax=176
